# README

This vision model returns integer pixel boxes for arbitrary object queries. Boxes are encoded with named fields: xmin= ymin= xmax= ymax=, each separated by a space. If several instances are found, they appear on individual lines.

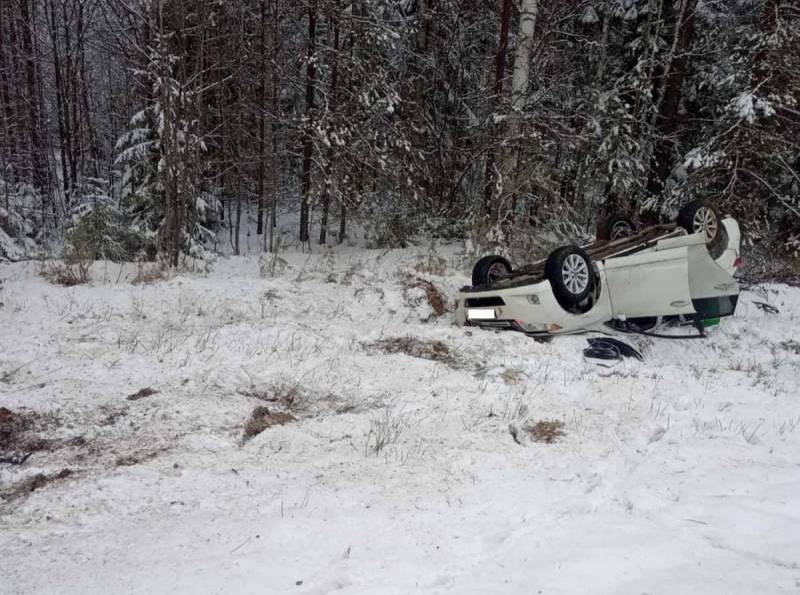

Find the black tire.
xmin=677 ymin=200 xmax=726 ymax=256
xmin=545 ymin=246 xmax=595 ymax=306
xmin=708 ymin=224 xmax=729 ymax=260
xmin=471 ymin=255 xmax=512 ymax=287
xmin=597 ymin=213 xmax=637 ymax=241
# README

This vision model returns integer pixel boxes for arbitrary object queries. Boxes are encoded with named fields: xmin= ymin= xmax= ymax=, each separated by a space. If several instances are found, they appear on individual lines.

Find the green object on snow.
xmin=701 ymin=317 xmax=721 ymax=328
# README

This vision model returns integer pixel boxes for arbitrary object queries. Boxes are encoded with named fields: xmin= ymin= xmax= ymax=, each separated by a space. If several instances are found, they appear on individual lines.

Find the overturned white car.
xmin=456 ymin=201 xmax=742 ymax=337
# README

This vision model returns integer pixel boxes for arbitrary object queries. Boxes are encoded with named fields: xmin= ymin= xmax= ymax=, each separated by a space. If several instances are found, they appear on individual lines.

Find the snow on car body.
xmin=456 ymin=206 xmax=742 ymax=337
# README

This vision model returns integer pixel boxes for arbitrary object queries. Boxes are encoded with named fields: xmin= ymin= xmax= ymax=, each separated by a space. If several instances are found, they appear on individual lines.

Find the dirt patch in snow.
xmin=127 ymin=387 xmax=160 ymax=401
xmin=1 ymin=468 xmax=74 ymax=503
xmin=365 ymin=336 xmax=460 ymax=367
xmin=525 ymin=420 xmax=566 ymax=444
xmin=0 ymin=407 xmax=24 ymax=440
xmin=243 ymin=406 xmax=296 ymax=440
xmin=0 ymin=407 xmax=59 ymax=455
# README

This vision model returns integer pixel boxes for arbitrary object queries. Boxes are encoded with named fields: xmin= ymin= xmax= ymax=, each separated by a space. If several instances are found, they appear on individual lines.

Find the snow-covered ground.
xmin=1 ymin=245 xmax=799 ymax=594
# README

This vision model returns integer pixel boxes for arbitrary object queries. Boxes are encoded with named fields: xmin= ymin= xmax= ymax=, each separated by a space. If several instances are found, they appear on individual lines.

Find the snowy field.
xmin=1 ymin=245 xmax=799 ymax=594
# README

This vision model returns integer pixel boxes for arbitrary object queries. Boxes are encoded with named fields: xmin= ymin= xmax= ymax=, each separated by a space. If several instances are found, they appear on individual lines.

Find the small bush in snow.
xmin=66 ymin=203 xmax=149 ymax=263
xmin=0 ymin=180 xmax=45 ymax=261
xmin=364 ymin=406 xmax=408 ymax=456
xmin=132 ymin=262 xmax=169 ymax=285
xmin=243 ymin=382 xmax=304 ymax=411
xmin=40 ymin=259 xmax=91 ymax=287
xmin=259 ymin=237 xmax=288 ymax=278
xmin=414 ymin=254 xmax=448 ymax=276
xmin=779 ymin=340 xmax=800 ymax=355
xmin=401 ymin=273 xmax=449 ymax=319
xmin=65 ymin=179 xmax=152 ymax=262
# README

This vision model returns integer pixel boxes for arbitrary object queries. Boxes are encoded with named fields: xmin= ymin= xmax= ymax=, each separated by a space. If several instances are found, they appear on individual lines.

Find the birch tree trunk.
xmin=499 ymin=0 xmax=538 ymax=227
xmin=510 ymin=0 xmax=537 ymax=114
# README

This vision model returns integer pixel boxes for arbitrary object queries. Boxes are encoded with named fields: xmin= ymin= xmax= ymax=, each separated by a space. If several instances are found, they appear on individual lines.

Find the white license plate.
xmin=467 ymin=308 xmax=496 ymax=320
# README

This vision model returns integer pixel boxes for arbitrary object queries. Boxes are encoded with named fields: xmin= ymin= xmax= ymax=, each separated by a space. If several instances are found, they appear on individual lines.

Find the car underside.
xmin=455 ymin=202 xmax=742 ymax=338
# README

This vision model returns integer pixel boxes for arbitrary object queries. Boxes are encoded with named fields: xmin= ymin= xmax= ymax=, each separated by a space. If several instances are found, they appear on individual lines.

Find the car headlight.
xmin=526 ymin=294 xmax=540 ymax=305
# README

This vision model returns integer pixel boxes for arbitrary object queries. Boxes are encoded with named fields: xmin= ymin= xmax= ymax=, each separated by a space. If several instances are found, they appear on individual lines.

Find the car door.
xmin=603 ymin=244 xmax=696 ymax=318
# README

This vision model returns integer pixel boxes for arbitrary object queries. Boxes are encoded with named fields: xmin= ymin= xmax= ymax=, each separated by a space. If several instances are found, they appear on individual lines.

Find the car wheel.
xmin=597 ymin=213 xmax=637 ymax=241
xmin=677 ymin=200 xmax=726 ymax=256
xmin=707 ymin=224 xmax=729 ymax=259
xmin=546 ymin=246 xmax=595 ymax=306
xmin=471 ymin=255 xmax=512 ymax=287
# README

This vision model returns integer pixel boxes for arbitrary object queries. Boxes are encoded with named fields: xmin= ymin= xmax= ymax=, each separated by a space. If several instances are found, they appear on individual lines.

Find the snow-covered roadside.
xmin=1 ymin=248 xmax=799 ymax=594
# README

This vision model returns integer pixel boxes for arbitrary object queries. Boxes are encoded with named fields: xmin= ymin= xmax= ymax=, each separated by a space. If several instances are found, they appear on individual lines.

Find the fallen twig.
xmin=0 ymin=453 xmax=32 ymax=465
xmin=753 ymin=301 xmax=779 ymax=315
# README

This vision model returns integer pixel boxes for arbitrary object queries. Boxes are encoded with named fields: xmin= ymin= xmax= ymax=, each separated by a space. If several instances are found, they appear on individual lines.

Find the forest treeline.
xmin=0 ymin=0 xmax=797 ymax=264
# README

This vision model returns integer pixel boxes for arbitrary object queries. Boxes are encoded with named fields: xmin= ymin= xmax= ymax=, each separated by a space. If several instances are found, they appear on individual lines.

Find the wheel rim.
xmin=562 ymin=254 xmax=589 ymax=295
xmin=692 ymin=206 xmax=718 ymax=242
xmin=610 ymin=220 xmax=634 ymax=240
xmin=487 ymin=262 xmax=507 ymax=282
